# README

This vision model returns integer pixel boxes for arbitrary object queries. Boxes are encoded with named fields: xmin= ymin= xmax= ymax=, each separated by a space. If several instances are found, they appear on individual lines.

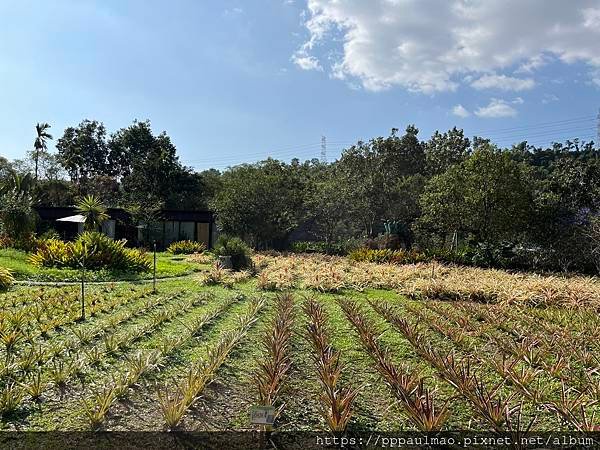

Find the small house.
xmin=35 ymin=206 xmax=216 ymax=249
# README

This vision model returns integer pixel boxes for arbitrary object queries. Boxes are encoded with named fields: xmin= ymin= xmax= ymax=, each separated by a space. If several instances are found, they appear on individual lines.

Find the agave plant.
xmin=76 ymin=195 xmax=109 ymax=231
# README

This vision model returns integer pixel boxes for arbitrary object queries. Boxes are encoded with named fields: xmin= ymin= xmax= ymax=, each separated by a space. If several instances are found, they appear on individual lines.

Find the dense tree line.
xmin=1 ymin=120 xmax=599 ymax=273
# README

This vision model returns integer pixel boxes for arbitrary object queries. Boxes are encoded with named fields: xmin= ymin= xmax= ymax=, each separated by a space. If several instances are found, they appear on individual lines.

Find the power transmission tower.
xmin=321 ymin=135 xmax=327 ymax=163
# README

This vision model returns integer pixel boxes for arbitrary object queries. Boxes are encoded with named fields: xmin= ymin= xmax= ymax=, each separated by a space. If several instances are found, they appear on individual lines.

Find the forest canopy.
xmin=1 ymin=120 xmax=599 ymax=274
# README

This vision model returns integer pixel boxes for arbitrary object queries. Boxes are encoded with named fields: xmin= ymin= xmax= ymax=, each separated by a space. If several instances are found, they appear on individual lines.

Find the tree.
xmin=425 ymin=127 xmax=470 ymax=176
xmin=419 ymin=145 xmax=533 ymax=248
xmin=110 ymin=120 xmax=204 ymax=208
xmin=211 ymin=159 xmax=307 ymax=248
xmin=0 ymin=173 xmax=37 ymax=239
xmin=56 ymin=120 xmax=110 ymax=185
xmin=36 ymin=179 xmax=74 ymax=207
xmin=33 ymin=123 xmax=53 ymax=181
xmin=584 ymin=215 xmax=600 ymax=273
xmin=386 ymin=174 xmax=427 ymax=247
xmin=530 ymin=156 xmax=600 ymax=271
xmin=338 ymin=126 xmax=426 ymax=237
xmin=0 ymin=157 xmax=12 ymax=182
xmin=304 ymin=167 xmax=352 ymax=244
xmin=76 ymin=195 xmax=109 ymax=231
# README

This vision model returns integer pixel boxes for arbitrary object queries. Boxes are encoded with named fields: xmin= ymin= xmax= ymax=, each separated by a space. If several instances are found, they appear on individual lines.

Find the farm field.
xmin=0 ymin=254 xmax=599 ymax=435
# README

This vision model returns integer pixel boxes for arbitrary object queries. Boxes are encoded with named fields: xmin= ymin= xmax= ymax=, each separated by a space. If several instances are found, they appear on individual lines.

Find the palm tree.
xmin=76 ymin=195 xmax=109 ymax=231
xmin=34 ymin=123 xmax=53 ymax=181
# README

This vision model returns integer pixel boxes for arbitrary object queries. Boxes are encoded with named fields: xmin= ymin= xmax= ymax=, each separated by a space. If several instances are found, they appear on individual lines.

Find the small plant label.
xmin=250 ymin=406 xmax=276 ymax=425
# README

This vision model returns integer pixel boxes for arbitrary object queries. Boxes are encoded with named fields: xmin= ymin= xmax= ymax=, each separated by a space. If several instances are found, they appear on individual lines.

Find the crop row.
xmin=0 ymin=291 xmax=194 ymax=417
xmin=158 ymin=296 xmax=266 ymax=429
xmin=81 ymin=293 xmax=239 ymax=428
xmin=338 ymin=298 xmax=450 ymax=431
xmin=383 ymin=299 xmax=598 ymax=431
xmin=253 ymin=292 xmax=294 ymax=426
xmin=303 ymin=298 xmax=359 ymax=433
xmin=0 ymin=290 xmax=179 ymax=384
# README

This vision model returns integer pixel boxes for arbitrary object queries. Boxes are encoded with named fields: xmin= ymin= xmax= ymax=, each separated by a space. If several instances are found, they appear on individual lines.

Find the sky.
xmin=0 ymin=0 xmax=599 ymax=171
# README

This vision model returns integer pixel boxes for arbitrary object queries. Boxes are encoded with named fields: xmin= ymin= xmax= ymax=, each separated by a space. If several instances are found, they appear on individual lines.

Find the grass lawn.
xmin=0 ymin=254 xmax=598 ymax=434
xmin=0 ymin=248 xmax=208 ymax=282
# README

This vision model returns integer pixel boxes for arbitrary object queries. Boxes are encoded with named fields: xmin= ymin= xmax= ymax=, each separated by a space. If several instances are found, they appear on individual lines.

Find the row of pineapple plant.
xmin=303 ymin=298 xmax=360 ymax=433
xmin=1 ymin=290 xmax=173 ymax=384
xmin=253 ymin=293 xmax=295 ymax=425
xmin=410 ymin=299 xmax=599 ymax=430
xmin=158 ymin=296 xmax=266 ymax=429
xmin=0 ymin=292 xmax=195 ymax=417
xmin=338 ymin=298 xmax=450 ymax=431
xmin=81 ymin=294 xmax=238 ymax=428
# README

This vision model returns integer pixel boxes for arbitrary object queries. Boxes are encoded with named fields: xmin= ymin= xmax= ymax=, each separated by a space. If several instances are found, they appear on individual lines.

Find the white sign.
xmin=250 ymin=406 xmax=276 ymax=425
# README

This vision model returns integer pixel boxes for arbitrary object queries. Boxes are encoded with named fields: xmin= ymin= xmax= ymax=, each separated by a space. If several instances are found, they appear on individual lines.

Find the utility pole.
xmin=321 ymin=135 xmax=327 ymax=163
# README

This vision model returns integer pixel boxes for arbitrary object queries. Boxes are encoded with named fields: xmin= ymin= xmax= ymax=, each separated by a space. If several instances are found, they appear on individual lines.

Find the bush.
xmin=0 ymin=266 xmax=14 ymax=291
xmin=0 ymin=232 xmax=39 ymax=252
xmin=29 ymin=232 xmax=151 ymax=273
xmin=39 ymin=229 xmax=61 ymax=241
xmin=214 ymin=235 xmax=252 ymax=271
xmin=289 ymin=240 xmax=359 ymax=255
xmin=362 ymin=234 xmax=402 ymax=250
xmin=167 ymin=240 xmax=206 ymax=255
xmin=348 ymin=248 xmax=427 ymax=265
xmin=0 ymin=235 xmax=11 ymax=249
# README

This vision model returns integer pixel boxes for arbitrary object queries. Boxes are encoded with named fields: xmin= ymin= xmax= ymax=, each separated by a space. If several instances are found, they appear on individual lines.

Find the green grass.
xmin=0 ymin=248 xmax=208 ymax=282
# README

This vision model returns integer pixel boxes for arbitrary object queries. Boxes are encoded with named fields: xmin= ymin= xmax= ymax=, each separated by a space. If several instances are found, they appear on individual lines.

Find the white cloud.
xmin=471 ymin=74 xmax=535 ymax=91
xmin=590 ymin=69 xmax=600 ymax=88
xmin=291 ymin=52 xmax=322 ymax=71
xmin=452 ymin=104 xmax=471 ymax=118
xmin=224 ymin=7 xmax=243 ymax=15
xmin=294 ymin=0 xmax=600 ymax=93
xmin=512 ymin=96 xmax=524 ymax=105
xmin=516 ymin=54 xmax=549 ymax=73
xmin=475 ymin=98 xmax=518 ymax=118
xmin=541 ymin=93 xmax=559 ymax=104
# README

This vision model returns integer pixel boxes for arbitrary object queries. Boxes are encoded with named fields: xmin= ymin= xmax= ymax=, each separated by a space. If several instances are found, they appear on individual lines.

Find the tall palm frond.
xmin=76 ymin=195 xmax=109 ymax=231
xmin=33 ymin=123 xmax=53 ymax=180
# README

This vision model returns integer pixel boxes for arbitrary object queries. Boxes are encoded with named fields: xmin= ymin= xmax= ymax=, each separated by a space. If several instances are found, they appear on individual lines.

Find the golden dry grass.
xmin=253 ymin=253 xmax=600 ymax=310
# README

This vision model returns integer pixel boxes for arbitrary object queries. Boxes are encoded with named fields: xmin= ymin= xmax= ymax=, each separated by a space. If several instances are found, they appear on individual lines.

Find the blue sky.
xmin=1 ymin=0 xmax=599 ymax=171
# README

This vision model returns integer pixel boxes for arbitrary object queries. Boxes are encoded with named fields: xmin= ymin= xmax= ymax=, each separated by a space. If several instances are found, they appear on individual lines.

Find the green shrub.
xmin=0 ymin=235 xmax=11 ymax=249
xmin=0 ymin=266 xmax=14 ymax=291
xmin=289 ymin=240 xmax=357 ymax=255
xmin=167 ymin=240 xmax=206 ymax=255
xmin=214 ymin=235 xmax=252 ymax=271
xmin=29 ymin=232 xmax=151 ymax=273
xmin=39 ymin=229 xmax=61 ymax=241
xmin=29 ymin=239 xmax=71 ymax=268
xmin=348 ymin=247 xmax=427 ymax=265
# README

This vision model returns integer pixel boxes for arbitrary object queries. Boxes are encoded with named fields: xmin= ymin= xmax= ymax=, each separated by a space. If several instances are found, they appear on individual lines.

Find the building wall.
xmin=137 ymin=220 xmax=213 ymax=249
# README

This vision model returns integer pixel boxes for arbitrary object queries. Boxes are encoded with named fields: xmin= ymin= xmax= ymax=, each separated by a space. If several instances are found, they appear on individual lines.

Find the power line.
xmin=469 ymin=115 xmax=596 ymax=136
xmin=488 ymin=125 xmax=596 ymax=142
xmin=185 ymin=113 xmax=598 ymax=169
xmin=184 ymin=142 xmax=322 ymax=163
xmin=483 ymin=120 xmax=595 ymax=140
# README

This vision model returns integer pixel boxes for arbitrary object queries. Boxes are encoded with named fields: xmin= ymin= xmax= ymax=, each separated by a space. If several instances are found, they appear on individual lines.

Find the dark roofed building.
xmin=35 ymin=206 xmax=216 ymax=249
